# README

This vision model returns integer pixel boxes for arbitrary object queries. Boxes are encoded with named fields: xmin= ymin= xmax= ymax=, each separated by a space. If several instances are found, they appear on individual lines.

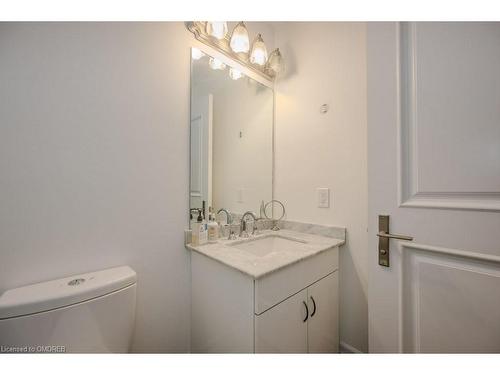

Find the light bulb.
xmin=209 ymin=57 xmax=226 ymax=70
xmin=191 ymin=48 xmax=204 ymax=60
xmin=230 ymin=22 xmax=250 ymax=53
xmin=267 ymin=48 xmax=284 ymax=74
xmin=229 ymin=67 xmax=243 ymax=80
xmin=205 ymin=22 xmax=228 ymax=40
xmin=250 ymin=34 xmax=268 ymax=66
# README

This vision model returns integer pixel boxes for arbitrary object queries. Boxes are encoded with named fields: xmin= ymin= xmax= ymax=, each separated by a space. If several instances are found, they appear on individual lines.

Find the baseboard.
xmin=339 ymin=341 xmax=364 ymax=354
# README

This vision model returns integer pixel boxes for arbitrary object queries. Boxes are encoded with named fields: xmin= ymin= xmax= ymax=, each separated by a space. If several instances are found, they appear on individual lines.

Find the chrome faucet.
xmin=217 ymin=208 xmax=233 ymax=225
xmin=217 ymin=208 xmax=236 ymax=240
xmin=240 ymin=211 xmax=258 ymax=238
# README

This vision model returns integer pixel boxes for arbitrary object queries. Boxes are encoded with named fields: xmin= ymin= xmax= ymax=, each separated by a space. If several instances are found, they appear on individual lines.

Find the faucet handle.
xmin=224 ymin=224 xmax=238 ymax=240
xmin=229 ymin=227 xmax=238 ymax=240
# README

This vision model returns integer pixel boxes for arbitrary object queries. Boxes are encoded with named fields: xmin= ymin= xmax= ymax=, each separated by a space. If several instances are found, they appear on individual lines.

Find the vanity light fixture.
xmin=186 ymin=22 xmax=282 ymax=81
xmin=250 ymin=34 xmax=268 ymax=66
xmin=209 ymin=57 xmax=226 ymax=70
xmin=229 ymin=67 xmax=243 ymax=80
xmin=229 ymin=22 xmax=250 ymax=53
xmin=266 ymin=48 xmax=284 ymax=75
xmin=191 ymin=47 xmax=205 ymax=60
xmin=206 ymin=22 xmax=228 ymax=40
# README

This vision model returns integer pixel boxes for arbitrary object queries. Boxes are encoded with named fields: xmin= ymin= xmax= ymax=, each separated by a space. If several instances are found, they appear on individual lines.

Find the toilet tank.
xmin=0 ymin=266 xmax=137 ymax=353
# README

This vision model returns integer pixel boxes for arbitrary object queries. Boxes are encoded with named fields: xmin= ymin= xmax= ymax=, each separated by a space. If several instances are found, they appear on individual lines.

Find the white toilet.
xmin=0 ymin=266 xmax=137 ymax=353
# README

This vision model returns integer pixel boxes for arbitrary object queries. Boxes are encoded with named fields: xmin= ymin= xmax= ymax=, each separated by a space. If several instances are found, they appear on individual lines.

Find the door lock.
xmin=377 ymin=215 xmax=413 ymax=267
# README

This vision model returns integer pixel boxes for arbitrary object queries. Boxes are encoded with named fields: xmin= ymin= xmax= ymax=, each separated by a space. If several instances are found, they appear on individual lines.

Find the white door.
xmin=367 ymin=22 xmax=500 ymax=353
xmin=190 ymin=94 xmax=213 ymax=210
xmin=307 ymin=272 xmax=339 ymax=353
xmin=255 ymin=289 xmax=308 ymax=353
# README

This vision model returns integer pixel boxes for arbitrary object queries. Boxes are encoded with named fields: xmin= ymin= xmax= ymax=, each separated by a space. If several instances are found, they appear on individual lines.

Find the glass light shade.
xmin=205 ymin=22 xmax=228 ymax=40
xmin=191 ymin=48 xmax=204 ymax=60
xmin=250 ymin=34 xmax=268 ymax=66
xmin=267 ymin=48 xmax=284 ymax=74
xmin=229 ymin=67 xmax=243 ymax=80
xmin=230 ymin=22 xmax=250 ymax=53
xmin=209 ymin=57 xmax=226 ymax=70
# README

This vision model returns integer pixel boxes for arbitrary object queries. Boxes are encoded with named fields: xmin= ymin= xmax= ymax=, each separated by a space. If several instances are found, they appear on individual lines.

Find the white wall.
xmin=0 ymin=22 xmax=192 ymax=352
xmin=273 ymin=22 xmax=368 ymax=352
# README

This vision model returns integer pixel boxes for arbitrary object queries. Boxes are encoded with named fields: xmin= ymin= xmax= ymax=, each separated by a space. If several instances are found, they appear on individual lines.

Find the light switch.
xmin=317 ymin=188 xmax=330 ymax=208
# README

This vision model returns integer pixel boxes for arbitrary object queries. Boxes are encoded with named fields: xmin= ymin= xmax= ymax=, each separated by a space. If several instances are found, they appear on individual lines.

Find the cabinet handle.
xmin=310 ymin=296 xmax=316 ymax=317
xmin=302 ymin=301 xmax=309 ymax=322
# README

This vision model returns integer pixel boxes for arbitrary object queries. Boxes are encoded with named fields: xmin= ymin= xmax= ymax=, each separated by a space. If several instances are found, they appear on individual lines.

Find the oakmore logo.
xmin=1 ymin=345 xmax=66 ymax=353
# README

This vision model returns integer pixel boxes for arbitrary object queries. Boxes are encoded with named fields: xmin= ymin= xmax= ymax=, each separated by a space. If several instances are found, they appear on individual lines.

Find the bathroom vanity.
xmin=188 ymin=229 xmax=344 ymax=353
xmin=187 ymin=43 xmax=345 ymax=353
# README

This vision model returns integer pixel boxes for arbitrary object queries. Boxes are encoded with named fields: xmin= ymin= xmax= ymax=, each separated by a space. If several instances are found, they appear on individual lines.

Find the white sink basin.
xmin=229 ymin=235 xmax=307 ymax=257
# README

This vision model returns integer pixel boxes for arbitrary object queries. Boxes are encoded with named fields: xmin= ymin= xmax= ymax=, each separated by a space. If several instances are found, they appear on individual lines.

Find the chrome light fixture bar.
xmin=186 ymin=21 xmax=280 ymax=81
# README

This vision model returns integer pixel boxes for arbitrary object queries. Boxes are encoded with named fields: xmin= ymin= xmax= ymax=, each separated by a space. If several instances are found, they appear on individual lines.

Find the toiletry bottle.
xmin=190 ymin=208 xmax=198 ymax=226
xmin=191 ymin=209 xmax=202 ymax=246
xmin=191 ymin=209 xmax=208 ymax=246
xmin=198 ymin=208 xmax=208 ymax=245
xmin=207 ymin=207 xmax=219 ymax=243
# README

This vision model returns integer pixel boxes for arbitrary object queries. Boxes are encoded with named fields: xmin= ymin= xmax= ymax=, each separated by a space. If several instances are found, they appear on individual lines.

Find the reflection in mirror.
xmin=190 ymin=48 xmax=273 ymax=224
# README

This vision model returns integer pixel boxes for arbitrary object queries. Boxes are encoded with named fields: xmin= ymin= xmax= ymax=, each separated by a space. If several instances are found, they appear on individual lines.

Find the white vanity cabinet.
xmin=255 ymin=272 xmax=338 ymax=353
xmin=307 ymin=272 xmax=339 ymax=353
xmin=254 ymin=288 xmax=308 ymax=353
xmin=190 ymin=245 xmax=339 ymax=353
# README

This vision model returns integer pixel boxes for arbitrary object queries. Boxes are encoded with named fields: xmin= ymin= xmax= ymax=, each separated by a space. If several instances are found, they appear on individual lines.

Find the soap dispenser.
xmin=207 ymin=207 xmax=219 ymax=243
xmin=192 ymin=209 xmax=208 ymax=246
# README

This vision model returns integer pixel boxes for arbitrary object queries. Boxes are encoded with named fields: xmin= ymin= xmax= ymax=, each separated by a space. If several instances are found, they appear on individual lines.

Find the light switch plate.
xmin=317 ymin=188 xmax=330 ymax=208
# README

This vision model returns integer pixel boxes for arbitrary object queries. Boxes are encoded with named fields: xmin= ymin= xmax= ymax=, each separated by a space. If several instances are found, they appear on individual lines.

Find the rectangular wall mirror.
xmin=189 ymin=47 xmax=274 ymax=222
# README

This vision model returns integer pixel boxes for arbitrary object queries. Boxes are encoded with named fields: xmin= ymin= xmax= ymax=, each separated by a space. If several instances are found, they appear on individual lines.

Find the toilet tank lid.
xmin=0 ymin=266 xmax=137 ymax=319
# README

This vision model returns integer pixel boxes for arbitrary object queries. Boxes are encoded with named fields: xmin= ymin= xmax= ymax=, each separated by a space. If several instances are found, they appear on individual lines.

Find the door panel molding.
xmin=401 ymin=242 xmax=500 ymax=265
xmin=397 ymin=22 xmax=500 ymax=212
xmin=399 ymin=242 xmax=500 ymax=353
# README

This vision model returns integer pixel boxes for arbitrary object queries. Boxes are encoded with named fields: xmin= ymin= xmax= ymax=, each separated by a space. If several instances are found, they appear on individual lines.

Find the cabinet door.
xmin=307 ymin=272 xmax=339 ymax=353
xmin=255 ymin=289 xmax=308 ymax=353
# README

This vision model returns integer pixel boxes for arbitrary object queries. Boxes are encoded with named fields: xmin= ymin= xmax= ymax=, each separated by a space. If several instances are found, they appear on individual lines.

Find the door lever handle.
xmin=378 ymin=215 xmax=414 ymax=267
xmin=377 ymin=231 xmax=413 ymax=241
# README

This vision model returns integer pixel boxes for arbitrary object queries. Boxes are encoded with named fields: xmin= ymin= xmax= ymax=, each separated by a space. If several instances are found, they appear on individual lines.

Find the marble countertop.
xmin=186 ymin=229 xmax=345 ymax=279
